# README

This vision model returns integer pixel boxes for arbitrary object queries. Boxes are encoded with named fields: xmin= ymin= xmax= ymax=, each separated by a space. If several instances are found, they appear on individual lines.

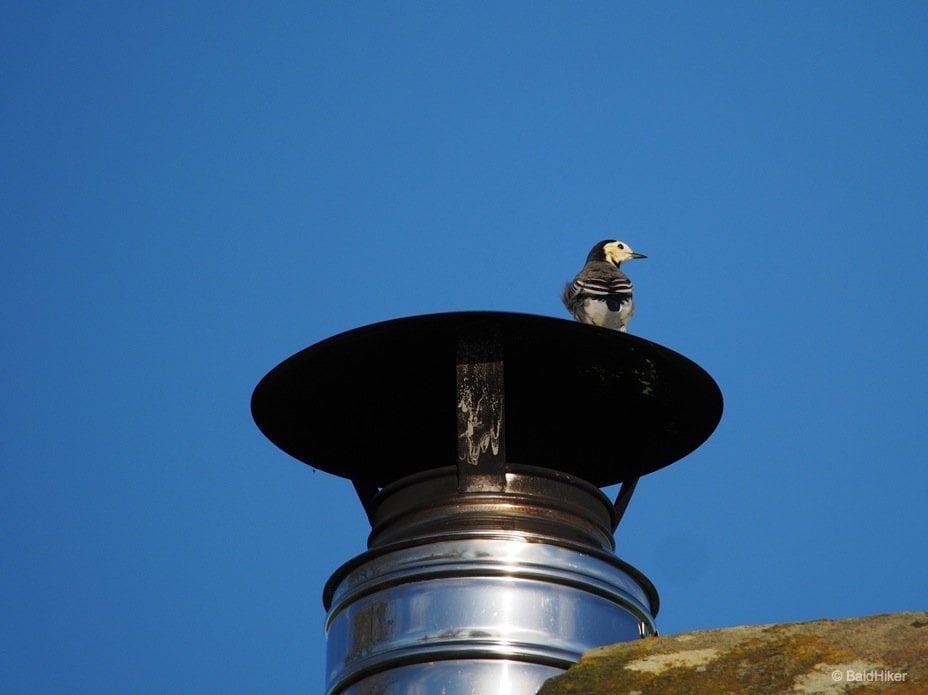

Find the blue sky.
xmin=2 ymin=3 xmax=926 ymax=692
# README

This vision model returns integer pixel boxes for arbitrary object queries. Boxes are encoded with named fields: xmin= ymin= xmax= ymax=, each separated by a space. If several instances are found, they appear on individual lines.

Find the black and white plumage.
xmin=562 ymin=240 xmax=647 ymax=332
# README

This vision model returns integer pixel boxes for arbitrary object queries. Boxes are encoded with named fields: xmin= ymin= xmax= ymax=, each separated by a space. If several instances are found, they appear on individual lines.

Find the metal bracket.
xmin=456 ymin=323 xmax=507 ymax=492
xmin=611 ymin=477 xmax=639 ymax=532
xmin=352 ymin=480 xmax=379 ymax=524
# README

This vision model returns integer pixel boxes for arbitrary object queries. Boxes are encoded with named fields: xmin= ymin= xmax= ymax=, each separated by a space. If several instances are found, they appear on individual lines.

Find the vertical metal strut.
xmin=456 ymin=323 xmax=507 ymax=492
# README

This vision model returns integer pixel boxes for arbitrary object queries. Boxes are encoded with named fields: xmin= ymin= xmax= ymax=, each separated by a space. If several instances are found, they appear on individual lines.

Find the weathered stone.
xmin=538 ymin=612 xmax=928 ymax=694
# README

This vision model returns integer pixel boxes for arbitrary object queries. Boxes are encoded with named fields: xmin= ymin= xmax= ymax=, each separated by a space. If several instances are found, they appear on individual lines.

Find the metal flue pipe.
xmin=251 ymin=312 xmax=722 ymax=694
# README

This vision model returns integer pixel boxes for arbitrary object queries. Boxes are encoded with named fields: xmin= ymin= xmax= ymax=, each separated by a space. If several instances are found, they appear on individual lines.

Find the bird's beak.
xmin=632 ymin=252 xmax=647 ymax=260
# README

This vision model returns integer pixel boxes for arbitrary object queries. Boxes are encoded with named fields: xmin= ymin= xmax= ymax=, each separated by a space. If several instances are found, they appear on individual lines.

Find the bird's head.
xmin=588 ymin=240 xmax=647 ymax=267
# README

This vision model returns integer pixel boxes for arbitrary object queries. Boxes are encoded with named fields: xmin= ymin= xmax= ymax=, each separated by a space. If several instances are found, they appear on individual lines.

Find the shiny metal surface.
xmin=250 ymin=313 xmax=724 ymax=693
xmin=366 ymin=465 xmax=619 ymax=551
xmin=340 ymin=660 xmax=564 ymax=695
xmin=324 ymin=534 xmax=656 ymax=694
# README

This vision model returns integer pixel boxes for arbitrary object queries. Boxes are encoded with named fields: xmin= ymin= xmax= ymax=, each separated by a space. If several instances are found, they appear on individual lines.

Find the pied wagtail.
xmin=562 ymin=240 xmax=646 ymax=333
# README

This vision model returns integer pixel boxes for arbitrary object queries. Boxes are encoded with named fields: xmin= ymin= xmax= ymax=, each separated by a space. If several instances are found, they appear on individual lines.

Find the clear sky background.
xmin=2 ymin=3 xmax=926 ymax=693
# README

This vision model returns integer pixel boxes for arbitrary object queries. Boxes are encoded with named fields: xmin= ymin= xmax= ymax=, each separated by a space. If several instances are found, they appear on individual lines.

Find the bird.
xmin=562 ymin=240 xmax=647 ymax=332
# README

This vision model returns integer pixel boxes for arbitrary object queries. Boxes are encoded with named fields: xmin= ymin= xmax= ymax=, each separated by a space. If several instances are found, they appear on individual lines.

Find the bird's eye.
xmin=616 ymin=243 xmax=625 ymax=250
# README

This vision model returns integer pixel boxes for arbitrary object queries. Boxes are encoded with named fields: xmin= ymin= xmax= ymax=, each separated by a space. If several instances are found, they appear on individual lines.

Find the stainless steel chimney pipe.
xmin=323 ymin=466 xmax=657 ymax=694
xmin=251 ymin=312 xmax=723 ymax=695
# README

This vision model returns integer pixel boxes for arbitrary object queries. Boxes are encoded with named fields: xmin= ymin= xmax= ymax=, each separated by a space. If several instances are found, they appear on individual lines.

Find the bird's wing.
xmin=570 ymin=263 xmax=633 ymax=299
